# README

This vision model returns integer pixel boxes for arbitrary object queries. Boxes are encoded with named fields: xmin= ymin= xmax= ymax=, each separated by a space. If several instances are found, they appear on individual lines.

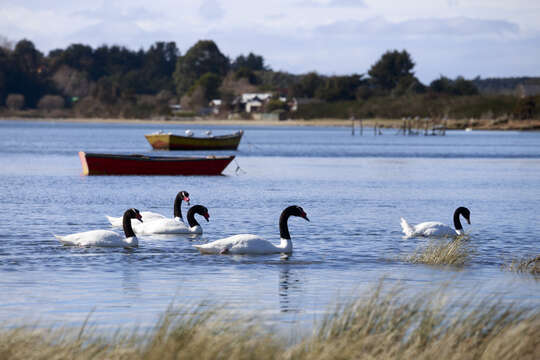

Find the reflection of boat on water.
xmin=145 ymin=130 xmax=244 ymax=150
xmin=78 ymin=151 xmax=235 ymax=176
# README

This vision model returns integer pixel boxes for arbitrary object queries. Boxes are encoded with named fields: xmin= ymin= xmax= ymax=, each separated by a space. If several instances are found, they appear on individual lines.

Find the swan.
xmin=55 ymin=208 xmax=143 ymax=247
xmin=194 ymin=205 xmax=309 ymax=255
xmin=400 ymin=206 xmax=471 ymax=238
xmin=106 ymin=191 xmax=190 ymax=227
xmin=136 ymin=205 xmax=209 ymax=235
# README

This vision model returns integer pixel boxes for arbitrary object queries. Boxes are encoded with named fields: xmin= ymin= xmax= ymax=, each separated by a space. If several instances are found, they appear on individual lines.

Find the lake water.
xmin=1 ymin=120 xmax=539 ymax=330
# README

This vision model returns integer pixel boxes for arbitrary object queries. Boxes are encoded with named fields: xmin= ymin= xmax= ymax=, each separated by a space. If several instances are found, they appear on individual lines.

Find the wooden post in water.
xmin=360 ymin=119 xmax=363 ymax=136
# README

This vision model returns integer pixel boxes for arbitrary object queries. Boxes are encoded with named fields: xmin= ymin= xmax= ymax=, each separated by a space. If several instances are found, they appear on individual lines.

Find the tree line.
xmin=2 ymin=37 xmax=534 ymax=119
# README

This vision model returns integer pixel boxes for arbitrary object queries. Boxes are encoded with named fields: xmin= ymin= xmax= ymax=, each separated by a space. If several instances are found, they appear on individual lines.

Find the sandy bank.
xmin=2 ymin=116 xmax=539 ymax=130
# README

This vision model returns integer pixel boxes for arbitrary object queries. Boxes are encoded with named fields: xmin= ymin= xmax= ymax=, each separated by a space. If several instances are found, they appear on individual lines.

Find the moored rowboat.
xmin=79 ymin=151 xmax=235 ymax=176
xmin=145 ymin=130 xmax=243 ymax=150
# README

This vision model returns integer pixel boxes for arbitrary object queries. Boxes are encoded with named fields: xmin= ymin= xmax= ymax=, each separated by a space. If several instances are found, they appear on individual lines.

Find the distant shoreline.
xmin=1 ymin=117 xmax=539 ymax=131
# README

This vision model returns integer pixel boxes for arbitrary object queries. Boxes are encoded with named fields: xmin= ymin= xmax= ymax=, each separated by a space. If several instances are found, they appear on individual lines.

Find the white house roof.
xmin=241 ymin=93 xmax=273 ymax=103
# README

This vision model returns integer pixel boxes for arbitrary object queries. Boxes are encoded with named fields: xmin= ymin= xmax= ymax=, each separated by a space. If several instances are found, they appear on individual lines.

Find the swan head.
xmin=128 ymin=208 xmax=143 ymax=223
xmin=180 ymin=190 xmax=190 ymax=205
xmin=457 ymin=207 xmax=471 ymax=224
xmin=292 ymin=206 xmax=310 ymax=222
xmin=190 ymin=205 xmax=210 ymax=222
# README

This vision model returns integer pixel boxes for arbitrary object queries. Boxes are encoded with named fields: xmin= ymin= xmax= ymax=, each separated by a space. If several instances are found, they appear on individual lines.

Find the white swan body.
xmin=135 ymin=204 xmax=209 ymax=235
xmin=400 ymin=207 xmax=471 ymax=238
xmin=106 ymin=212 xmax=170 ymax=227
xmin=400 ymin=219 xmax=462 ymax=238
xmin=136 ymin=218 xmax=200 ymax=235
xmin=194 ymin=235 xmax=291 ymax=255
xmin=194 ymin=205 xmax=309 ymax=255
xmin=106 ymin=191 xmax=189 ymax=227
xmin=55 ymin=230 xmax=138 ymax=247
xmin=56 ymin=208 xmax=142 ymax=248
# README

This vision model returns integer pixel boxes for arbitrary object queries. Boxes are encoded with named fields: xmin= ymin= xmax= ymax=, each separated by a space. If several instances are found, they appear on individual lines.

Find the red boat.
xmin=79 ymin=151 xmax=235 ymax=176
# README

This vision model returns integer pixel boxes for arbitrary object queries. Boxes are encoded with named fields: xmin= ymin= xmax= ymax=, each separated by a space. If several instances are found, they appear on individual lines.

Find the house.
xmin=233 ymin=93 xmax=272 ymax=113
xmin=209 ymin=99 xmax=222 ymax=115
xmin=232 ymin=93 xmax=294 ymax=113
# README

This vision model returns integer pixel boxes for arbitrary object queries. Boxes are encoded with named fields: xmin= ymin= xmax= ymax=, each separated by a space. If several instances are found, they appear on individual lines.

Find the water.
xmin=1 ymin=120 xmax=539 ymax=330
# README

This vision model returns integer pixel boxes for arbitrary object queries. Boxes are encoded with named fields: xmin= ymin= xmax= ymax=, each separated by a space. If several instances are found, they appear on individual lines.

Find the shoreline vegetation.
xmin=2 ymin=116 xmax=540 ymax=131
xmin=1 ymin=282 xmax=539 ymax=360
xmin=2 ymin=38 xmax=540 ymax=131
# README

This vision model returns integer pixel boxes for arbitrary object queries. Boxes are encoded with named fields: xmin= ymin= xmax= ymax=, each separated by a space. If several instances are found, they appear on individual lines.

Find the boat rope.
xmin=234 ymin=159 xmax=246 ymax=175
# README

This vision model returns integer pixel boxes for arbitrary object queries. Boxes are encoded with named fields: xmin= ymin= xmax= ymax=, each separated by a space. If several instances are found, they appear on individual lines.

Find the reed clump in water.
xmin=405 ymin=237 xmax=471 ymax=266
xmin=1 ymin=283 xmax=539 ymax=360
xmin=506 ymin=255 xmax=540 ymax=275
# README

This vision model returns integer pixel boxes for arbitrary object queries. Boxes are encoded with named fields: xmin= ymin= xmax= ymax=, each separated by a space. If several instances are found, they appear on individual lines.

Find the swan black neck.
xmin=453 ymin=207 xmax=470 ymax=230
xmin=279 ymin=208 xmax=295 ymax=240
xmin=122 ymin=210 xmax=137 ymax=238
xmin=187 ymin=205 xmax=207 ymax=227
xmin=173 ymin=192 xmax=186 ymax=220
xmin=279 ymin=205 xmax=308 ymax=239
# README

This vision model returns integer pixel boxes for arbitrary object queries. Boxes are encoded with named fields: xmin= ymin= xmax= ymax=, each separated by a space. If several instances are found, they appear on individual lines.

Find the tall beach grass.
xmin=1 ymin=281 xmax=539 ymax=360
xmin=404 ymin=237 xmax=471 ymax=266
xmin=506 ymin=255 xmax=540 ymax=275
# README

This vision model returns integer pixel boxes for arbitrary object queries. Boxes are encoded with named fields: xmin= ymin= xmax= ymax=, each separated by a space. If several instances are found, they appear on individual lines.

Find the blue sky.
xmin=1 ymin=0 xmax=539 ymax=83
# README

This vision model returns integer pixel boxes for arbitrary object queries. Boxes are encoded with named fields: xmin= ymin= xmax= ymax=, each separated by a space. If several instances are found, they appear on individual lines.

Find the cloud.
xmin=316 ymin=16 xmax=520 ymax=38
xmin=297 ymin=0 xmax=366 ymax=8
xmin=199 ymin=0 xmax=225 ymax=20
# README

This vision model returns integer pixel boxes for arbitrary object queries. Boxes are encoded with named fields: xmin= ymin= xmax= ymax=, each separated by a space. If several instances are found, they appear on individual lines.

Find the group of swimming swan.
xmin=55 ymin=190 xmax=471 ymax=255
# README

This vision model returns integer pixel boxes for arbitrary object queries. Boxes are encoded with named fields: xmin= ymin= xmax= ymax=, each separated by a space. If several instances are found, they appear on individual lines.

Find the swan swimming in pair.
xmin=194 ymin=205 xmax=309 ymax=255
xmin=106 ymin=191 xmax=189 ymax=227
xmin=55 ymin=208 xmax=142 ymax=248
xmin=400 ymin=206 xmax=471 ymax=238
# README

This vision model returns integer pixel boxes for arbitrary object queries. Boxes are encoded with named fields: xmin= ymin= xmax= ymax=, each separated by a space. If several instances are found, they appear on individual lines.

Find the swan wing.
xmin=106 ymin=215 xmax=123 ymax=227
xmin=194 ymin=234 xmax=280 ymax=255
xmin=55 ymin=230 xmax=132 ymax=247
xmin=140 ymin=211 xmax=167 ymax=222
xmin=137 ymin=218 xmax=190 ymax=235
xmin=413 ymin=222 xmax=458 ymax=237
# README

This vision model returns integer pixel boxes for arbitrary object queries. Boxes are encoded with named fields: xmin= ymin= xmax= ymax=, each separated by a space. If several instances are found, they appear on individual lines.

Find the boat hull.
xmin=145 ymin=130 xmax=243 ymax=150
xmin=79 ymin=152 xmax=235 ymax=176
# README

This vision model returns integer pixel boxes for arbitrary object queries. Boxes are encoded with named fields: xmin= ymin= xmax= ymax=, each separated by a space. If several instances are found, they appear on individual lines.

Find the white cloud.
xmin=316 ymin=16 xmax=520 ymax=38
xmin=199 ymin=0 xmax=225 ymax=20
xmin=0 ymin=1 xmax=538 ymax=81
xmin=297 ymin=0 xmax=366 ymax=8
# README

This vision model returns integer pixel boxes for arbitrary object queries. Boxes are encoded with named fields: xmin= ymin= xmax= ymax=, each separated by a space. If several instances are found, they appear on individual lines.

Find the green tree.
xmin=430 ymin=76 xmax=478 ymax=96
xmin=234 ymin=67 xmax=259 ymax=85
xmin=368 ymin=50 xmax=415 ymax=91
xmin=193 ymin=72 xmax=222 ymax=101
xmin=232 ymin=52 xmax=267 ymax=71
xmin=315 ymin=74 xmax=364 ymax=102
xmin=173 ymin=40 xmax=229 ymax=97
xmin=293 ymin=72 xmax=324 ymax=98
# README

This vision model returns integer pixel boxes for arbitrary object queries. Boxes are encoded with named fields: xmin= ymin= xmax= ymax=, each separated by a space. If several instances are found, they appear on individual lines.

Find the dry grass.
xmin=1 ymin=283 xmax=539 ymax=360
xmin=404 ymin=237 xmax=471 ymax=266
xmin=506 ymin=255 xmax=540 ymax=275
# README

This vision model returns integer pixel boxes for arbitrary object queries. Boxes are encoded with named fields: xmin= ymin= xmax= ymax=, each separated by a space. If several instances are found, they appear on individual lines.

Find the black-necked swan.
xmin=55 ymin=208 xmax=143 ymax=247
xmin=400 ymin=206 xmax=471 ymax=238
xmin=137 ymin=204 xmax=209 ymax=235
xmin=106 ymin=191 xmax=190 ymax=227
xmin=194 ymin=205 xmax=309 ymax=255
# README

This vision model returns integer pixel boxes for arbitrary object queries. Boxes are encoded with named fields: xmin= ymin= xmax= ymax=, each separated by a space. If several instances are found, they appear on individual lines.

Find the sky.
xmin=1 ymin=0 xmax=539 ymax=83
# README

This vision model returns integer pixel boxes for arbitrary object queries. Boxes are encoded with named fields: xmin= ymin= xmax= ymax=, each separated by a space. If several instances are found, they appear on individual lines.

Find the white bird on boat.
xmin=136 ymin=205 xmax=209 ymax=235
xmin=194 ymin=205 xmax=309 ymax=255
xmin=400 ymin=207 xmax=471 ymax=238
xmin=55 ymin=208 xmax=143 ymax=247
xmin=106 ymin=191 xmax=190 ymax=227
